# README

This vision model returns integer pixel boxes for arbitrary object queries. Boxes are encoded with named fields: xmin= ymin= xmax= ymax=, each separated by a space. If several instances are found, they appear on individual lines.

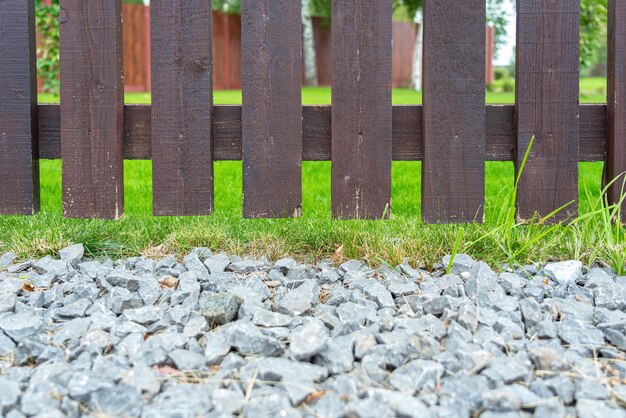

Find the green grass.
xmin=37 ymin=77 xmax=609 ymax=105
xmin=4 ymin=80 xmax=623 ymax=271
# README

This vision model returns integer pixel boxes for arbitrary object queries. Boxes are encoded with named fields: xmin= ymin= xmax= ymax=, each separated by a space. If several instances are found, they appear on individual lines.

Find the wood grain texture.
xmin=0 ymin=1 xmax=39 ymax=215
xmin=331 ymin=0 xmax=392 ymax=219
xmin=59 ymin=0 xmax=124 ymax=219
xmin=422 ymin=0 xmax=486 ymax=223
xmin=241 ymin=0 xmax=302 ymax=218
xmin=516 ymin=0 xmax=580 ymax=222
xmin=151 ymin=0 xmax=213 ymax=216
xmin=606 ymin=0 xmax=626 ymax=220
xmin=36 ymin=104 xmax=609 ymax=162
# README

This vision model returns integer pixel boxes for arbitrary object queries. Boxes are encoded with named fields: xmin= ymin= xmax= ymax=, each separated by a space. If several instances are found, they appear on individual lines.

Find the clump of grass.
xmin=569 ymin=175 xmax=626 ymax=274
xmin=467 ymin=136 xmax=570 ymax=267
xmin=462 ymin=136 xmax=626 ymax=274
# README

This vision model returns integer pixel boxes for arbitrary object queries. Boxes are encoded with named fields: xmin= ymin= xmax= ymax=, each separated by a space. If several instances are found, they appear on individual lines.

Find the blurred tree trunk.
xmin=411 ymin=11 xmax=423 ymax=91
xmin=302 ymin=0 xmax=318 ymax=86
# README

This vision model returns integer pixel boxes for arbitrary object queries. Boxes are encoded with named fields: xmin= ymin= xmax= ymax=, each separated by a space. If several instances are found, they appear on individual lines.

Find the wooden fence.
xmin=0 ymin=1 xmax=623 ymax=223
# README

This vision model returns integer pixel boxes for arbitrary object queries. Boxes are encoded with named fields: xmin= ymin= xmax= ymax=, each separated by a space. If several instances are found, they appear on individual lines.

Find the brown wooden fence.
xmin=0 ymin=1 xmax=623 ymax=223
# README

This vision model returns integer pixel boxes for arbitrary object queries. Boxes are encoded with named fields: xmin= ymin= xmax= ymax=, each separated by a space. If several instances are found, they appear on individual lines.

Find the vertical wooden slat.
xmin=241 ymin=0 xmax=302 ymax=218
xmin=422 ymin=0 xmax=486 ymax=223
xmin=0 ymin=1 xmax=39 ymax=215
xmin=60 ymin=0 xmax=124 ymax=219
xmin=331 ymin=0 xmax=392 ymax=219
xmin=151 ymin=1 xmax=213 ymax=216
xmin=606 ymin=0 xmax=626 ymax=220
xmin=516 ymin=0 xmax=580 ymax=222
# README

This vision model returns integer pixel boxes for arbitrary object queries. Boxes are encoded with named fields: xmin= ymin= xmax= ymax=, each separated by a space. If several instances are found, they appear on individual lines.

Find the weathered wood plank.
xmin=422 ymin=0 xmax=486 ymax=223
xmin=0 ymin=1 xmax=39 ymax=215
xmin=241 ymin=0 xmax=302 ymax=218
xmin=331 ymin=0 xmax=393 ymax=219
xmin=606 ymin=0 xmax=626 ymax=220
xmin=151 ymin=1 xmax=213 ymax=216
xmin=516 ymin=0 xmax=580 ymax=221
xmin=37 ymin=104 xmax=609 ymax=162
xmin=59 ymin=0 xmax=124 ymax=219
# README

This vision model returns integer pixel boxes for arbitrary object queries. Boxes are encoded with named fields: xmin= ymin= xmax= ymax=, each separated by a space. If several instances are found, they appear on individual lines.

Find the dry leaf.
xmin=154 ymin=365 xmax=179 ymax=375
xmin=22 ymin=282 xmax=36 ymax=292
xmin=332 ymin=245 xmax=345 ymax=265
xmin=264 ymin=280 xmax=281 ymax=288
xmin=305 ymin=390 xmax=327 ymax=405
xmin=159 ymin=276 xmax=179 ymax=290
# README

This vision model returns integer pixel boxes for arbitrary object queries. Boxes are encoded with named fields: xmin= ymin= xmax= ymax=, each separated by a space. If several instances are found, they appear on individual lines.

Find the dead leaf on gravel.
xmin=159 ymin=276 xmax=179 ymax=290
xmin=21 ymin=282 xmax=36 ymax=292
xmin=305 ymin=391 xmax=327 ymax=405
xmin=154 ymin=365 xmax=179 ymax=375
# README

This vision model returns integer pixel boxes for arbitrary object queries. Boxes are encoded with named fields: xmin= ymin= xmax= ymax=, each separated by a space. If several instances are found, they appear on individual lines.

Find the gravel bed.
xmin=0 ymin=246 xmax=625 ymax=417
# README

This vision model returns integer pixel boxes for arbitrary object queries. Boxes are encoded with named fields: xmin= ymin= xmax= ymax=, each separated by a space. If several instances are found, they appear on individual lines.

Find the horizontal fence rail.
xmin=1 ymin=1 xmax=624 ymax=223
xmin=35 ymin=104 xmax=608 ymax=162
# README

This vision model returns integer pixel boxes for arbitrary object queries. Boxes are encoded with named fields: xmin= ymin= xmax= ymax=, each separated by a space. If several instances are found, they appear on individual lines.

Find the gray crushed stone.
xmin=0 ymin=248 xmax=624 ymax=417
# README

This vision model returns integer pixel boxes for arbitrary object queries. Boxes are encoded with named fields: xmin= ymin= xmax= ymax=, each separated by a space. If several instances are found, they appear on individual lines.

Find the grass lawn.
xmin=4 ymin=79 xmax=624 ymax=272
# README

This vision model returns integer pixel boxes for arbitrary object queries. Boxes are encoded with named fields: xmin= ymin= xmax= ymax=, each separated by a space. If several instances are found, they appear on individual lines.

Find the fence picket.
xmin=331 ymin=0 xmax=393 ymax=219
xmin=0 ymin=1 xmax=39 ymax=215
xmin=606 ymin=0 xmax=626 ymax=220
xmin=151 ymin=1 xmax=213 ymax=216
xmin=422 ymin=0 xmax=486 ymax=223
xmin=60 ymin=0 xmax=124 ymax=219
xmin=516 ymin=0 xmax=580 ymax=222
xmin=241 ymin=0 xmax=302 ymax=218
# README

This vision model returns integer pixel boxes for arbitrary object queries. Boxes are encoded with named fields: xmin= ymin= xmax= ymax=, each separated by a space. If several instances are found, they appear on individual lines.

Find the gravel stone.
xmin=543 ymin=260 xmax=583 ymax=285
xmin=202 ymin=331 xmax=232 ymax=365
xmin=59 ymin=244 xmax=84 ymax=265
xmin=122 ymin=305 xmax=163 ymax=325
xmin=558 ymin=320 xmax=605 ymax=346
xmin=362 ymin=282 xmax=395 ymax=309
xmin=201 ymin=292 xmax=241 ymax=325
xmin=55 ymin=298 xmax=91 ymax=319
xmin=106 ymin=271 xmax=140 ymax=291
xmin=253 ymin=309 xmax=293 ymax=327
xmin=171 ymin=271 xmax=201 ymax=306
xmin=314 ymin=335 xmax=354 ymax=374
xmin=442 ymin=254 xmax=476 ymax=274
xmin=168 ymin=348 xmax=208 ymax=371
xmin=289 ymin=318 xmax=329 ymax=360
xmin=203 ymin=253 xmax=231 ymax=274
xmin=0 ymin=294 xmax=16 ymax=314
xmin=481 ymin=384 xmax=540 ymax=411
xmin=388 ymin=360 xmax=444 ymax=393
xmin=276 ymin=279 xmax=319 ymax=316
xmin=0 ymin=378 xmax=20 ymax=413
xmin=89 ymin=385 xmax=142 ymax=417
xmin=224 ymin=320 xmax=284 ymax=357
xmin=577 ymin=399 xmax=626 ymax=418
xmin=0 ymin=253 xmax=17 ymax=270
xmin=0 ymin=312 xmax=43 ymax=340
xmin=184 ymin=252 xmax=209 ymax=280
xmin=244 ymin=394 xmax=300 ymax=418
xmin=519 ymin=297 xmax=542 ymax=329
xmin=345 ymin=397 xmax=393 ymax=418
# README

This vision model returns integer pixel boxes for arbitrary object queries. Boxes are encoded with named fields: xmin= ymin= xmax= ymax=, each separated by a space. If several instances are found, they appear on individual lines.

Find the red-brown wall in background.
xmin=37 ymin=5 xmax=494 ymax=92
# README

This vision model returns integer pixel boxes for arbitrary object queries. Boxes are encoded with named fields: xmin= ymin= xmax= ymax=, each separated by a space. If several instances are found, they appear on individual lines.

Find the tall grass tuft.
xmin=466 ymin=136 xmax=626 ymax=274
xmin=569 ymin=175 xmax=626 ymax=274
